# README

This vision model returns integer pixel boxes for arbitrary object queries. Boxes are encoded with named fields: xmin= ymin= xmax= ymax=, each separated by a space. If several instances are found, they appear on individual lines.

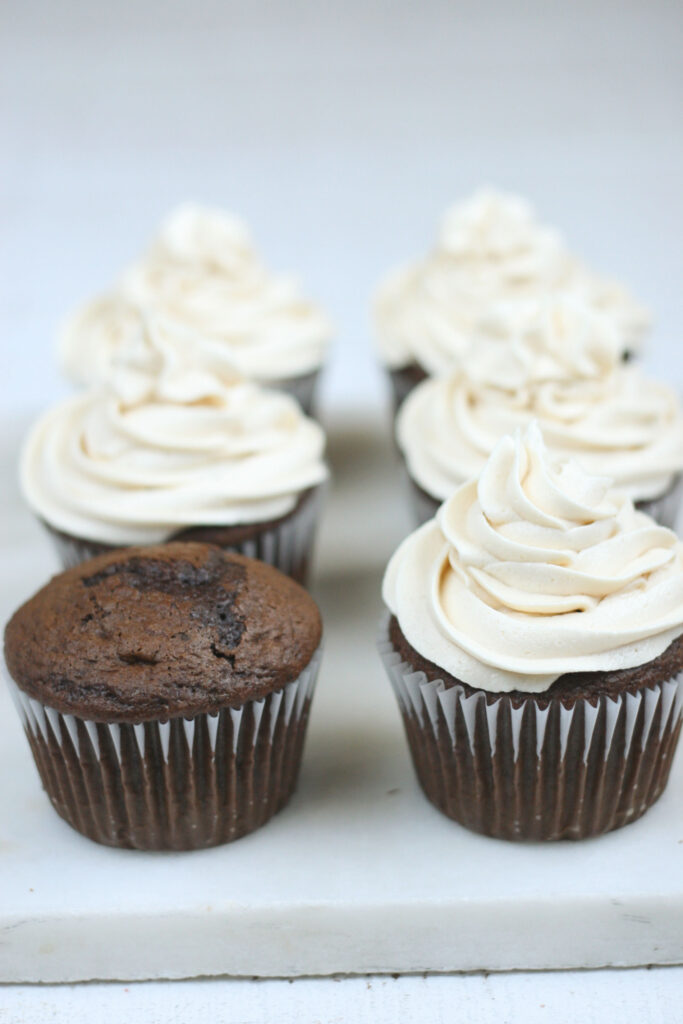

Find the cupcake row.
xmin=381 ymin=424 xmax=683 ymax=840
xmin=23 ymin=206 xmax=332 ymax=578
xmin=371 ymin=196 xmax=680 ymax=839
xmin=5 ymin=422 xmax=683 ymax=848
xmin=4 ymin=188 xmax=682 ymax=851
xmin=21 ymin=190 xmax=683 ymax=582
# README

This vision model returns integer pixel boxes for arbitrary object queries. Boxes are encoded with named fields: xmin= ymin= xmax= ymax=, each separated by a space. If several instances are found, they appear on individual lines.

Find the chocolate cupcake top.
xmin=4 ymin=543 xmax=322 ymax=722
xmin=374 ymin=188 xmax=649 ymax=373
xmin=397 ymin=297 xmax=683 ymax=502
xmin=383 ymin=423 xmax=683 ymax=693
xmin=22 ymin=317 xmax=327 ymax=545
xmin=59 ymin=203 xmax=332 ymax=388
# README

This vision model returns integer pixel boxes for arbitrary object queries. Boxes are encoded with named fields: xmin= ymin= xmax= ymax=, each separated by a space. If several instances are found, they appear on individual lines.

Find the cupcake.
xmin=379 ymin=424 xmax=683 ymax=841
xmin=397 ymin=298 xmax=683 ymax=528
xmin=59 ymin=203 xmax=332 ymax=415
xmin=23 ymin=316 xmax=328 ymax=582
xmin=374 ymin=188 xmax=649 ymax=409
xmin=4 ymin=543 xmax=323 ymax=850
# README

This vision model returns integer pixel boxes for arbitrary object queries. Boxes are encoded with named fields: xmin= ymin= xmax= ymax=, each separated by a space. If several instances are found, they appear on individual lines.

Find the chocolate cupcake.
xmin=3 ymin=543 xmax=323 ymax=850
xmin=373 ymin=188 xmax=649 ymax=410
xmin=379 ymin=424 xmax=683 ymax=841
xmin=59 ymin=203 xmax=332 ymax=415
xmin=397 ymin=298 xmax=683 ymax=528
xmin=22 ymin=316 xmax=328 ymax=582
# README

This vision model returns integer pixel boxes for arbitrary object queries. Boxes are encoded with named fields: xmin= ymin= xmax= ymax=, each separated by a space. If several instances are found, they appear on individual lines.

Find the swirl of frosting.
xmin=374 ymin=188 xmax=649 ymax=372
xmin=397 ymin=298 xmax=683 ymax=503
xmin=24 ymin=316 xmax=328 ymax=545
xmin=59 ymin=203 xmax=332 ymax=387
xmin=438 ymin=189 xmax=565 ymax=276
xmin=570 ymin=269 xmax=651 ymax=355
xmin=58 ymin=295 xmax=147 ymax=388
xmin=384 ymin=423 xmax=683 ymax=692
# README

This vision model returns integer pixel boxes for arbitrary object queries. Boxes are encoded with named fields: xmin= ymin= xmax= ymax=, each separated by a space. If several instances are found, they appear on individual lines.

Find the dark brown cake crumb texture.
xmin=5 ymin=543 xmax=322 ymax=722
xmin=389 ymin=616 xmax=683 ymax=707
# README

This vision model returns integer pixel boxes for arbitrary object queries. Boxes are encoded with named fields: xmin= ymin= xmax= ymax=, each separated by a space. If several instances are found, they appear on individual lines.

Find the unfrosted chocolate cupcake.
xmin=379 ymin=425 xmax=683 ymax=841
xmin=58 ymin=204 xmax=332 ymax=415
xmin=397 ymin=298 xmax=683 ymax=529
xmin=374 ymin=188 xmax=649 ymax=410
xmin=22 ymin=316 xmax=328 ymax=582
xmin=4 ymin=543 xmax=323 ymax=850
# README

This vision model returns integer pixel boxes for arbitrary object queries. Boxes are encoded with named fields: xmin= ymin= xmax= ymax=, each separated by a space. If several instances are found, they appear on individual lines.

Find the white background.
xmin=3 ymin=0 xmax=682 ymax=418
xmin=2 ymin=0 xmax=682 ymax=1021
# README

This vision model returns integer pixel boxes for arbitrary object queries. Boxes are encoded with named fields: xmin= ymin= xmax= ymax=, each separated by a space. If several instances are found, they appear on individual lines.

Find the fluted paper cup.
xmin=6 ymin=646 xmax=322 ymax=851
xmin=42 ymin=485 xmax=323 ymax=585
xmin=636 ymin=475 xmax=682 ymax=531
xmin=378 ymin=617 xmax=682 ymax=841
xmin=387 ymin=362 xmax=428 ymax=413
xmin=277 ymin=369 xmax=321 ymax=417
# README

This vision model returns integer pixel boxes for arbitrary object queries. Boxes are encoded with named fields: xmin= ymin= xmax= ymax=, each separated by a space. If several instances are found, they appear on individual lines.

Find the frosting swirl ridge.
xmin=60 ymin=203 xmax=332 ymax=386
xmin=374 ymin=188 xmax=649 ymax=372
xmin=24 ymin=316 xmax=328 ymax=545
xmin=397 ymin=298 xmax=683 ymax=502
xmin=384 ymin=424 xmax=683 ymax=692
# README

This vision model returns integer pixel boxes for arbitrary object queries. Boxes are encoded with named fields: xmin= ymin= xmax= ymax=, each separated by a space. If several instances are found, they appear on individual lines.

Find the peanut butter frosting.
xmin=374 ymin=188 xmax=649 ymax=372
xmin=59 ymin=203 xmax=332 ymax=386
xmin=25 ymin=315 xmax=327 ymax=545
xmin=384 ymin=424 xmax=683 ymax=692
xmin=397 ymin=298 xmax=682 ymax=503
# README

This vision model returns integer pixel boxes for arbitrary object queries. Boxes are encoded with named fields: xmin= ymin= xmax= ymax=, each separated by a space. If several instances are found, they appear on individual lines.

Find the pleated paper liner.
xmin=636 ymin=474 xmax=683 ymax=531
xmin=42 ymin=485 xmax=323 ymax=584
xmin=378 ymin=617 xmax=683 ymax=841
xmin=387 ymin=362 xmax=428 ymax=413
xmin=6 ymin=646 xmax=322 ymax=851
xmin=278 ymin=369 xmax=321 ymax=417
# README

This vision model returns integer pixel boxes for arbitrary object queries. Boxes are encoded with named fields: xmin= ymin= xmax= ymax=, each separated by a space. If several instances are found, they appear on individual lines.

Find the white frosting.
xmin=24 ymin=316 xmax=328 ymax=545
xmin=59 ymin=203 xmax=332 ymax=386
xmin=569 ymin=263 xmax=651 ymax=354
xmin=398 ymin=298 xmax=683 ymax=503
xmin=384 ymin=424 xmax=683 ymax=693
xmin=374 ymin=188 xmax=650 ymax=371
xmin=58 ymin=295 xmax=146 ymax=388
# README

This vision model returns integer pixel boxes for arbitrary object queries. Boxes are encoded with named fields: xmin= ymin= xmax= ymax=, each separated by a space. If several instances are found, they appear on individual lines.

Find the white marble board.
xmin=1 ymin=412 xmax=682 ymax=983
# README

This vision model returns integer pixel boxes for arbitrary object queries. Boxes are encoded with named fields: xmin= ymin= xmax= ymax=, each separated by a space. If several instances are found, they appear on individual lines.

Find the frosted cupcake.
xmin=24 ymin=315 xmax=328 ymax=582
xmin=59 ymin=204 xmax=332 ymax=414
xmin=379 ymin=424 xmax=683 ymax=841
xmin=397 ymin=298 xmax=683 ymax=528
xmin=374 ymin=188 xmax=649 ymax=409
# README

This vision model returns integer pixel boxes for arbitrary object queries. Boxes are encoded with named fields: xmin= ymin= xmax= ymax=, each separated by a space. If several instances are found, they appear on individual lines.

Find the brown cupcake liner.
xmin=635 ymin=474 xmax=682 ymax=530
xmin=43 ymin=485 xmax=323 ymax=584
xmin=387 ymin=362 xmax=428 ymax=413
xmin=378 ymin=617 xmax=682 ymax=841
xmin=6 ymin=645 xmax=322 ymax=851
xmin=404 ymin=471 xmax=441 ymax=527
xmin=277 ymin=368 xmax=321 ymax=417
